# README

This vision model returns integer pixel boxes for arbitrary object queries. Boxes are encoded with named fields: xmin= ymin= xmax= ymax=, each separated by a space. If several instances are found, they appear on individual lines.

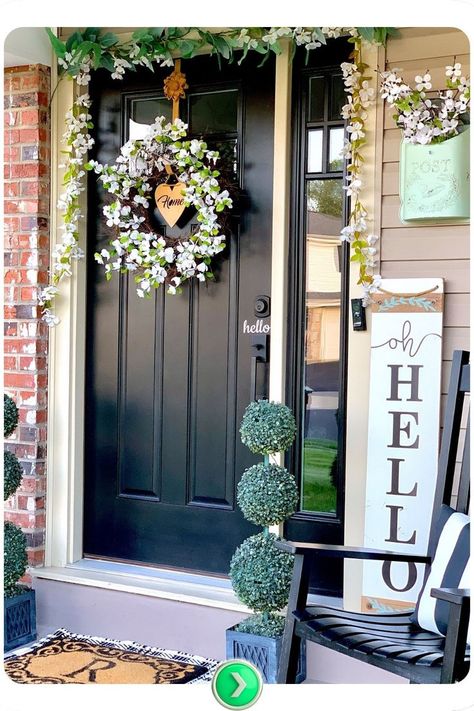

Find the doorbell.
xmin=351 ymin=298 xmax=366 ymax=331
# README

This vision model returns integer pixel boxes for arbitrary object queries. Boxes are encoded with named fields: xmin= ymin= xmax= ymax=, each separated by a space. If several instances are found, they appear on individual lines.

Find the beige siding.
xmin=381 ymin=28 xmax=470 ymax=373
xmin=380 ymin=29 xmax=470 ymax=506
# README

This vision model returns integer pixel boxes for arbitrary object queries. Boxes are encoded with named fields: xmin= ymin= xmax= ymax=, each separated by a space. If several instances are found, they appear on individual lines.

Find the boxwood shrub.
xmin=239 ymin=400 xmax=296 ymax=455
xmin=4 ymin=521 xmax=28 ymax=597
xmin=4 ymin=450 xmax=23 ymax=502
xmin=4 ymin=394 xmax=19 ymax=438
xmin=237 ymin=463 xmax=298 ymax=526
xmin=230 ymin=532 xmax=294 ymax=613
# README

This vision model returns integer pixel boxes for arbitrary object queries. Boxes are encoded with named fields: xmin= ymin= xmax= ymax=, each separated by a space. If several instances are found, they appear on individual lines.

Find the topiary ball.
xmin=237 ymin=463 xmax=298 ymax=526
xmin=240 ymin=400 xmax=296 ymax=455
xmin=4 ymin=394 xmax=19 ymax=438
xmin=4 ymin=521 xmax=28 ymax=597
xmin=4 ymin=451 xmax=23 ymax=502
xmin=230 ymin=532 xmax=294 ymax=613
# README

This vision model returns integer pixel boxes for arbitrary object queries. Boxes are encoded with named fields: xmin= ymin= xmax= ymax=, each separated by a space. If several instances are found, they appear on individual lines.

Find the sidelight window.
xmin=300 ymin=71 xmax=348 ymax=516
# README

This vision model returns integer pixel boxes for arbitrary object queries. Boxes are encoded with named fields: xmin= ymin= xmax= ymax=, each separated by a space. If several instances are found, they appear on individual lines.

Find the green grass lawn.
xmin=301 ymin=438 xmax=338 ymax=513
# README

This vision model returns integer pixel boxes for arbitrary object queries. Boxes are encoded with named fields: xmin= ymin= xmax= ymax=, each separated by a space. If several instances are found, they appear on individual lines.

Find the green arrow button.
xmin=212 ymin=660 xmax=263 ymax=709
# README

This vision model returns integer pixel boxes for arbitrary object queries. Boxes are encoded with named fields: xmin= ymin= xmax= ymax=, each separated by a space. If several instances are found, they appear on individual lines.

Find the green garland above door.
xmin=42 ymin=26 xmax=398 ymax=325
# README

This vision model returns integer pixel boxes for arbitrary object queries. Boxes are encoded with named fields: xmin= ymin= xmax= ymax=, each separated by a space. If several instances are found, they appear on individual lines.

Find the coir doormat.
xmin=4 ymin=628 xmax=218 ymax=684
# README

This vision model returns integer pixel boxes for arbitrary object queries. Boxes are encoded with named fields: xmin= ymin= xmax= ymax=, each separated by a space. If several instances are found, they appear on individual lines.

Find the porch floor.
xmin=29 ymin=573 xmax=408 ymax=684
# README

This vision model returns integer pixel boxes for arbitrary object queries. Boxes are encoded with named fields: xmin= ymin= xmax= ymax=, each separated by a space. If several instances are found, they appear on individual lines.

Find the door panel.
xmin=84 ymin=55 xmax=275 ymax=575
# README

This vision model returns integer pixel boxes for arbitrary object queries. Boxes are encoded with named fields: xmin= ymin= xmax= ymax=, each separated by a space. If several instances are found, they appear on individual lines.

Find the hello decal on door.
xmin=242 ymin=319 xmax=271 ymax=334
xmin=362 ymin=278 xmax=444 ymax=612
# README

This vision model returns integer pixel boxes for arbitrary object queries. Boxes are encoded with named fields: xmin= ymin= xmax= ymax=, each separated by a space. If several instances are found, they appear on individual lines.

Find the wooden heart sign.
xmin=154 ymin=181 xmax=187 ymax=227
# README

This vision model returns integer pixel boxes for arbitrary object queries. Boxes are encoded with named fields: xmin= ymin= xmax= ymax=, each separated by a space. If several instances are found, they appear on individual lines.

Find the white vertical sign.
xmin=362 ymin=278 xmax=444 ymax=611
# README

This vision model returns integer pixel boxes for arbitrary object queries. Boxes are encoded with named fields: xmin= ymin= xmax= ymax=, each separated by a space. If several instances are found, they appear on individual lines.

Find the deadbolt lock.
xmin=254 ymin=295 xmax=270 ymax=318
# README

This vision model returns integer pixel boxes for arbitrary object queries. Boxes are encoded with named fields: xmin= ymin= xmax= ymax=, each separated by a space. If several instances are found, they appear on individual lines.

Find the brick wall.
xmin=4 ymin=64 xmax=51 ymax=577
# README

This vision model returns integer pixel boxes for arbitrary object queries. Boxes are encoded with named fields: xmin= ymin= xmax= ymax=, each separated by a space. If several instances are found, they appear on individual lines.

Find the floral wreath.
xmin=86 ymin=117 xmax=232 ymax=297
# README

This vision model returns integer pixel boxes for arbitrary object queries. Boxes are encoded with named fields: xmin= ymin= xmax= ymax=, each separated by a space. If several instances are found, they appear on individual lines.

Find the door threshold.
xmin=83 ymin=554 xmax=229 ymax=580
xmin=32 ymin=558 xmax=343 ymax=612
xmin=76 ymin=557 xmax=231 ymax=587
xmin=32 ymin=558 xmax=249 ymax=612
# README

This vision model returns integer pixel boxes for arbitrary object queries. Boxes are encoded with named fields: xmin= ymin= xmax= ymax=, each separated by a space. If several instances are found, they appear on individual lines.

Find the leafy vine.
xmin=340 ymin=35 xmax=381 ymax=304
xmin=42 ymin=26 xmax=398 ymax=324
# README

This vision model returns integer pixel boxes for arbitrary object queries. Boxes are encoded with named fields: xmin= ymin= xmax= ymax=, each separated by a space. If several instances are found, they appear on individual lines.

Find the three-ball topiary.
xmin=230 ymin=399 xmax=298 ymax=638
xmin=4 ymin=395 xmax=28 ymax=599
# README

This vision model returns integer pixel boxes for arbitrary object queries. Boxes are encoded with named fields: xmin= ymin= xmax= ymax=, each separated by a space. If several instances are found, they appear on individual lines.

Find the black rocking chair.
xmin=277 ymin=350 xmax=470 ymax=684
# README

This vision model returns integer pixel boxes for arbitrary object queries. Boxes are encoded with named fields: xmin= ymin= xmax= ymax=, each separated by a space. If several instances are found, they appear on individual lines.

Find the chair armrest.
xmin=430 ymin=588 xmax=470 ymax=605
xmin=275 ymin=540 xmax=430 ymax=564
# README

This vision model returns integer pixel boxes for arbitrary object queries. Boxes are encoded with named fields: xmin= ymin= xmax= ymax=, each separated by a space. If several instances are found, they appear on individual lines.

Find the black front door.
xmin=84 ymin=55 xmax=275 ymax=575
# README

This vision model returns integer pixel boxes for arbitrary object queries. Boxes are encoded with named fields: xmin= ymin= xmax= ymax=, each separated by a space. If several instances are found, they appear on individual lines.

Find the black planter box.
xmin=4 ymin=588 xmax=36 ymax=652
xmin=226 ymin=624 xmax=306 ymax=684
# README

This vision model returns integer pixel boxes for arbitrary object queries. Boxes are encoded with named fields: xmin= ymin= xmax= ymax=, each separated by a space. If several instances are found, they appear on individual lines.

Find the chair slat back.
xmin=428 ymin=351 xmax=470 ymax=560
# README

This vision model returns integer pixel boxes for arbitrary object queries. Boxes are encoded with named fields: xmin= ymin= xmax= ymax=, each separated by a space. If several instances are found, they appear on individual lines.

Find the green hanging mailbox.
xmin=399 ymin=128 xmax=470 ymax=222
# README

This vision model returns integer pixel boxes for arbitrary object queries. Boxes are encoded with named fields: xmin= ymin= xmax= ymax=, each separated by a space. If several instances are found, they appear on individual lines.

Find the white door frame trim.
xmin=45 ymin=63 xmax=87 ymax=568
xmin=44 ymin=40 xmax=380 ymax=612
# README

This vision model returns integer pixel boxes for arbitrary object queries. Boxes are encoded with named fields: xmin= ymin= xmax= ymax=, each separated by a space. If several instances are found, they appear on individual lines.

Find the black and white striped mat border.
xmin=4 ymin=627 xmax=219 ymax=684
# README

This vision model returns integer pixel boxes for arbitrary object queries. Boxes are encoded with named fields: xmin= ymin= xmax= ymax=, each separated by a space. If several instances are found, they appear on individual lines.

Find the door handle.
xmin=250 ymin=334 xmax=269 ymax=401
xmin=250 ymin=355 xmax=262 ymax=402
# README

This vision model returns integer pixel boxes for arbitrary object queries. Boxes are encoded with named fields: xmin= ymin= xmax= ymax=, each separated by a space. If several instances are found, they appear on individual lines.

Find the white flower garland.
xmin=339 ymin=36 xmax=381 ymax=305
xmin=87 ymin=117 xmax=232 ymax=296
xmin=42 ymin=27 xmax=385 ymax=324
xmin=39 ymin=49 xmax=176 ymax=323
xmin=38 ymin=91 xmax=94 ymax=326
